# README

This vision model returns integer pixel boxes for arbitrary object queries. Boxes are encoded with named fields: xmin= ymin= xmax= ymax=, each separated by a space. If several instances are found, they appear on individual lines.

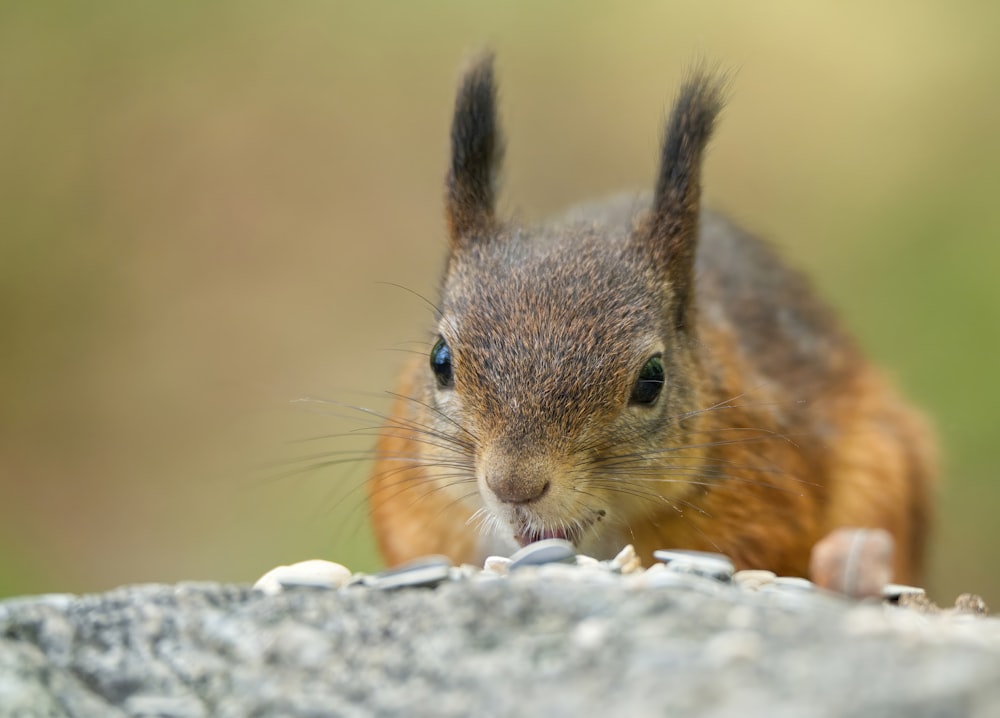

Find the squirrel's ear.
xmin=643 ymin=71 xmax=726 ymax=327
xmin=446 ymin=53 xmax=503 ymax=246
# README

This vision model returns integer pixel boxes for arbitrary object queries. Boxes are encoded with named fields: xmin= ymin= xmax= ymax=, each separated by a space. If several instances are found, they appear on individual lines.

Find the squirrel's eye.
xmin=430 ymin=337 xmax=454 ymax=389
xmin=630 ymin=354 xmax=664 ymax=405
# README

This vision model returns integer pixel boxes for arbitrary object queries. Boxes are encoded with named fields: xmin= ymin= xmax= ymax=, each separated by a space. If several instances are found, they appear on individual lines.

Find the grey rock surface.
xmin=2 ymin=577 xmax=1000 ymax=718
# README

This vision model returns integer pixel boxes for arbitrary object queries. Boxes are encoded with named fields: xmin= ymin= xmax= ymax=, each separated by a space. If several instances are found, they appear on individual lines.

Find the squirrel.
xmin=367 ymin=55 xmax=935 ymax=584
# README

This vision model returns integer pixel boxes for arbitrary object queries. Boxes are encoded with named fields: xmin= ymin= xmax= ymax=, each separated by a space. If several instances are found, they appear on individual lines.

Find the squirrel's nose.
xmin=485 ymin=472 xmax=550 ymax=504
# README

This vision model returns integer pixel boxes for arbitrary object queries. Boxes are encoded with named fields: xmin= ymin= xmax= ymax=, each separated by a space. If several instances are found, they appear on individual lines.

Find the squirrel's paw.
xmin=809 ymin=527 xmax=894 ymax=599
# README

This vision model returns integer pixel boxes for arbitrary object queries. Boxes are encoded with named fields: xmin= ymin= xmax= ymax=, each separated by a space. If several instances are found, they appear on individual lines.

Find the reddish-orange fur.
xmin=370 ymin=338 xmax=934 ymax=583
xmin=367 ymin=57 xmax=935 ymax=583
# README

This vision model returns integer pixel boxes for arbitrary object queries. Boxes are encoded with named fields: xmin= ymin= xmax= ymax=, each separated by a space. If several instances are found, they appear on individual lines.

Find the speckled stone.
xmin=3 ymin=578 xmax=999 ymax=717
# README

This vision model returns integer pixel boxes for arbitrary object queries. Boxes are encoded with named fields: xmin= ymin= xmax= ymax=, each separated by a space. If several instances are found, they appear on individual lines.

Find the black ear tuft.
xmin=645 ymin=69 xmax=727 ymax=328
xmin=651 ymin=69 xmax=726 ymax=252
xmin=446 ymin=53 xmax=504 ymax=244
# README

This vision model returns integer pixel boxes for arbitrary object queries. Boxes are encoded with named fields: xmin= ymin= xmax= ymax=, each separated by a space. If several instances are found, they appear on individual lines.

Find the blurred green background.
xmin=1 ymin=2 xmax=998 ymax=605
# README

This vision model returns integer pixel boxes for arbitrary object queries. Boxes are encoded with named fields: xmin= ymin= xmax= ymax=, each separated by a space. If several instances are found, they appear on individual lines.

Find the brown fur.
xmin=367 ymin=57 xmax=935 ymax=583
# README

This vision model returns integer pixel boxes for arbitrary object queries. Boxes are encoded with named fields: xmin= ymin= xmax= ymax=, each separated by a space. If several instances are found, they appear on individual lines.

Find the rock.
xmin=3 ymin=579 xmax=1000 ymax=717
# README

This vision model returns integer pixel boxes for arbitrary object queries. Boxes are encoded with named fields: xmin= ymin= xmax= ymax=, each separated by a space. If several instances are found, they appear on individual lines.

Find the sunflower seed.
xmin=370 ymin=555 xmax=453 ymax=590
xmin=654 ymin=549 xmax=734 ymax=581
xmin=509 ymin=538 xmax=577 ymax=570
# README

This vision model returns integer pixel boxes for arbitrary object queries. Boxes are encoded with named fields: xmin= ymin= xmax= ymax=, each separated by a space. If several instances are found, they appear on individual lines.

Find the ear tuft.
xmin=644 ymin=69 xmax=728 ymax=328
xmin=446 ymin=52 xmax=504 ymax=244
xmin=651 ymin=69 xmax=727 ymax=248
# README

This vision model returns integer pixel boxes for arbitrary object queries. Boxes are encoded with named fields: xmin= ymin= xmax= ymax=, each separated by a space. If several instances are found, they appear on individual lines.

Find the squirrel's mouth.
xmin=514 ymin=526 xmax=571 ymax=547
xmin=511 ymin=510 xmax=605 ymax=547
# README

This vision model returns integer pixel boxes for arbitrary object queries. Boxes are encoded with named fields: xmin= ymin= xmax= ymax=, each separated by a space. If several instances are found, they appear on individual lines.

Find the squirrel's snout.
xmin=481 ymin=447 xmax=556 ymax=505
xmin=485 ymin=470 xmax=550 ymax=505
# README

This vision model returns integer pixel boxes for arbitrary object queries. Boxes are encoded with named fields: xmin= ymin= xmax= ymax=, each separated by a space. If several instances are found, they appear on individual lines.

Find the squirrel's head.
xmin=428 ymin=55 xmax=726 ymax=554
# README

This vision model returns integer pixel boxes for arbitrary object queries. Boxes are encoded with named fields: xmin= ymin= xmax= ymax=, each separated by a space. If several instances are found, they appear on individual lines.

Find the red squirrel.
xmin=367 ymin=55 xmax=935 ymax=583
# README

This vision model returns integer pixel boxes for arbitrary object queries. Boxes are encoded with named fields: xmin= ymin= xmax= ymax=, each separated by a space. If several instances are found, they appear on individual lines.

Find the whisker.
xmin=374 ymin=281 xmax=444 ymax=320
xmin=292 ymin=395 xmax=474 ymax=443
xmin=384 ymin=390 xmax=480 ymax=445
xmin=588 ymin=472 xmax=805 ymax=496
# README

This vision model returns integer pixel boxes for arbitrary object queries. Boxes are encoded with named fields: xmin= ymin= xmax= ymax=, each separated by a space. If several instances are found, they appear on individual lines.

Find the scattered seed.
xmin=654 ymin=549 xmax=734 ymax=582
xmin=252 ymin=560 xmax=352 ymax=595
xmin=509 ymin=538 xmax=576 ymax=570
xmin=369 ymin=555 xmax=453 ymax=590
